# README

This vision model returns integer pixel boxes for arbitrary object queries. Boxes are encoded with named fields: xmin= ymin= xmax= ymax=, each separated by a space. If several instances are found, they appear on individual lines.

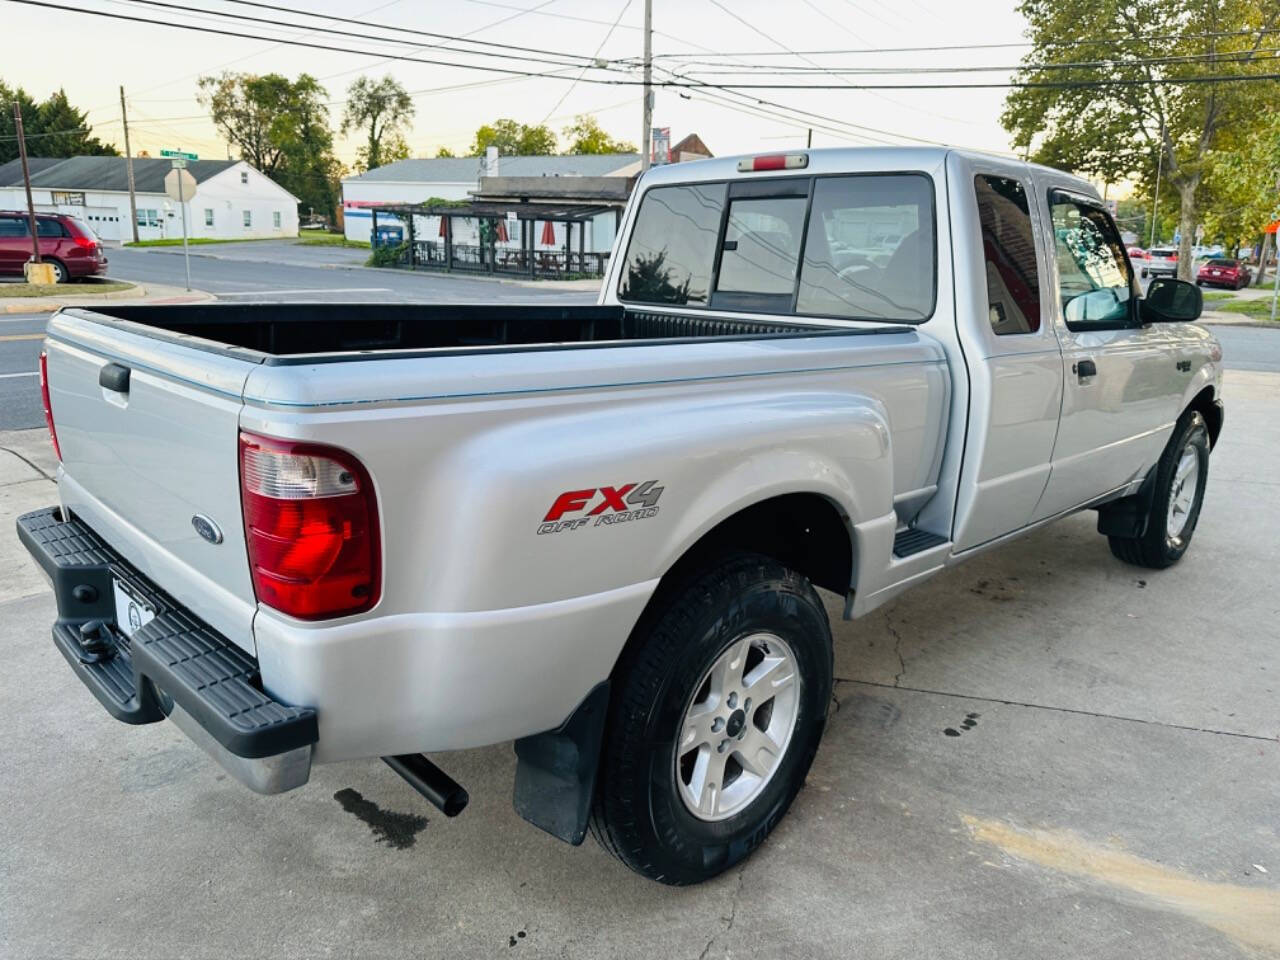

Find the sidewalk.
xmin=0 ymin=280 xmax=214 ymax=314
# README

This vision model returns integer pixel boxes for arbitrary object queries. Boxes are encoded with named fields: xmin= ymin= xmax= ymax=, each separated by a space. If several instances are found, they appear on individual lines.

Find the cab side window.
xmin=1050 ymin=196 xmax=1133 ymax=330
xmin=975 ymin=175 xmax=1041 ymax=335
xmin=0 ymin=216 xmax=28 ymax=237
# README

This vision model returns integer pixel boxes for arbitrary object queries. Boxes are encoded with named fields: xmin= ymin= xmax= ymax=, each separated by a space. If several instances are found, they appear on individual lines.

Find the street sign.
xmin=163 ymin=168 xmax=196 ymax=292
xmin=164 ymin=168 xmax=197 ymax=203
xmin=160 ymin=148 xmax=198 ymax=161
xmin=169 ymin=157 xmax=187 ymax=170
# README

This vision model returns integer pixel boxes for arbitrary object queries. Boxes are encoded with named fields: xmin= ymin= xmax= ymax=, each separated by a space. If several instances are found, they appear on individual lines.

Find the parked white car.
xmin=1142 ymin=245 xmax=1180 ymax=278
xmin=20 ymin=147 xmax=1222 ymax=884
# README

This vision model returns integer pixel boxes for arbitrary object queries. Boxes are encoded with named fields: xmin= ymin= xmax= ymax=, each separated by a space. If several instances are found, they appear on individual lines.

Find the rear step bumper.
xmin=16 ymin=506 xmax=318 ymax=794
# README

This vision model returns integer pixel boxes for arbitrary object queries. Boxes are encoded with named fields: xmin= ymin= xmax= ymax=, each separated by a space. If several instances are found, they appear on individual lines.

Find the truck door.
xmin=950 ymin=165 xmax=1064 ymax=551
xmin=1030 ymin=190 xmax=1181 ymax=521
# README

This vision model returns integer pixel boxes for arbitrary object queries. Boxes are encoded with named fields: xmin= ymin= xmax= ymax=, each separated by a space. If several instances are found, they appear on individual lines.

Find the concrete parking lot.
xmin=1 ymin=368 xmax=1277 ymax=959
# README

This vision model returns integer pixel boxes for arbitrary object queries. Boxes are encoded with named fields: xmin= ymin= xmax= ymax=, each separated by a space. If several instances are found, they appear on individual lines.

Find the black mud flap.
xmin=1095 ymin=469 xmax=1158 ymax=539
xmin=512 ymin=680 xmax=610 ymax=845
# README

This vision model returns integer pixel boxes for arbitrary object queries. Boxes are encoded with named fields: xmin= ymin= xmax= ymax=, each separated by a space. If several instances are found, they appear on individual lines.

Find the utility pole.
xmin=13 ymin=103 xmax=41 ymax=267
xmin=120 ymin=86 xmax=139 ymax=244
xmin=1149 ymin=122 xmax=1164 ymax=249
xmin=640 ymin=0 xmax=653 ymax=173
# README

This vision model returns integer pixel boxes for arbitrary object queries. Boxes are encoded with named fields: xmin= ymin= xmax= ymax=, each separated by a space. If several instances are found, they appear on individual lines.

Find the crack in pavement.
xmin=0 ymin=445 xmax=55 ymax=484
xmin=696 ymin=870 xmax=746 ymax=960
xmin=833 ymin=676 xmax=1278 ymax=743
xmin=883 ymin=610 xmax=907 ymax=687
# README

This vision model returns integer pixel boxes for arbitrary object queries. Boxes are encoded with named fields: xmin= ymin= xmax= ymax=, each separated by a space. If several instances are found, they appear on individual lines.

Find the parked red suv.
xmin=0 ymin=211 xmax=108 ymax=282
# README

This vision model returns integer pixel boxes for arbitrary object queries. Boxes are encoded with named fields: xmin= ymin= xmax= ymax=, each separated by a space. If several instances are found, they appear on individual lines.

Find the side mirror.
xmin=1141 ymin=277 xmax=1202 ymax=323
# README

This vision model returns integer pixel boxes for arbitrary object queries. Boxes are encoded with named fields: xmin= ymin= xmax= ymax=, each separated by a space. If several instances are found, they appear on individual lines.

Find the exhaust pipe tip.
xmin=383 ymin=753 xmax=469 ymax=817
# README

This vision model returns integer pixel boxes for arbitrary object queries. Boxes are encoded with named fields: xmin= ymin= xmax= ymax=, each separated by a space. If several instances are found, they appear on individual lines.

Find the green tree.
xmin=0 ymin=82 xmax=118 ymax=163
xmin=562 ymin=114 xmax=635 ymax=155
xmin=469 ymin=118 xmax=556 ymax=156
xmin=198 ymin=72 xmax=342 ymax=218
xmin=341 ymin=75 xmax=415 ymax=172
xmin=1002 ymin=0 xmax=1280 ymax=280
xmin=435 ymin=145 xmax=456 ymax=158
xmin=1202 ymin=111 xmax=1280 ymax=281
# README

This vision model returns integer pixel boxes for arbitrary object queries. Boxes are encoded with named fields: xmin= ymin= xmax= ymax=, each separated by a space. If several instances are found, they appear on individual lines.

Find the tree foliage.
xmin=0 ymin=82 xmax=118 ymax=163
xmin=562 ymin=114 xmax=636 ymax=155
xmin=469 ymin=118 xmax=556 ymax=156
xmin=1002 ymin=0 xmax=1280 ymax=278
xmin=341 ymin=75 xmax=415 ymax=173
xmin=197 ymin=72 xmax=342 ymax=218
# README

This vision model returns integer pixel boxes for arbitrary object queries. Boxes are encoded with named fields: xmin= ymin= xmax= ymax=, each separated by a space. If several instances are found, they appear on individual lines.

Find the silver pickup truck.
xmin=19 ymin=147 xmax=1222 ymax=885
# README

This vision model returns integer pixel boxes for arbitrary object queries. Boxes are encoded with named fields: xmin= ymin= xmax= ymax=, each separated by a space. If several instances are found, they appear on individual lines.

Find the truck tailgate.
xmin=44 ymin=310 xmax=260 ymax=652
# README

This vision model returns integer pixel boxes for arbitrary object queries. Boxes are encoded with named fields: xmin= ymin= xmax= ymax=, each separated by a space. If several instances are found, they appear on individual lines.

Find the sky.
xmin=3 ymin=0 xmax=1033 ymax=167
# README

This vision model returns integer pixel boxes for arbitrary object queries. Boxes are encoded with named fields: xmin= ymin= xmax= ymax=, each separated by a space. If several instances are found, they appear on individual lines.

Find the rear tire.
xmin=1108 ymin=411 xmax=1210 ymax=569
xmin=47 ymin=259 xmax=68 ymax=284
xmin=590 ymin=552 xmax=832 ymax=885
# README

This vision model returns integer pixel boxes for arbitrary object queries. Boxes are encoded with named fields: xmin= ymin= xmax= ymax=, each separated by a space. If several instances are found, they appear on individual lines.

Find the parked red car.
xmin=1126 ymin=246 xmax=1148 ymax=261
xmin=0 ymin=211 xmax=108 ymax=282
xmin=1196 ymin=258 xmax=1252 ymax=290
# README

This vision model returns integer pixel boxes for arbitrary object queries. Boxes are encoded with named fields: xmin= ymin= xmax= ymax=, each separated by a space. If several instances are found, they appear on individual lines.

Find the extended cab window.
xmin=975 ymin=175 xmax=1041 ymax=334
xmin=1050 ymin=195 xmax=1133 ymax=329
xmin=795 ymin=174 xmax=934 ymax=322
xmin=618 ymin=183 xmax=725 ymax=305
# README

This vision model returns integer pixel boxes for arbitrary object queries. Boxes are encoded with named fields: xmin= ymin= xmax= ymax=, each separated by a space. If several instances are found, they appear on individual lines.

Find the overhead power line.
xmin=646 ymin=26 xmax=1280 ymax=59
xmin=7 ymin=0 xmax=1280 ymax=92
xmin=109 ymin=0 xmax=615 ymax=72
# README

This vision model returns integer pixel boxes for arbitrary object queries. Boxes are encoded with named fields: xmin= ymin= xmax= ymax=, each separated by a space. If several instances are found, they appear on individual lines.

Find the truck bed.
xmin=69 ymin=303 xmax=873 ymax=362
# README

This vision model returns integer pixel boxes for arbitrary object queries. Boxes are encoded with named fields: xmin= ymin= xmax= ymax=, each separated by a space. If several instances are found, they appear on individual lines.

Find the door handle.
xmin=98 ymin=362 xmax=130 ymax=393
xmin=1074 ymin=359 xmax=1097 ymax=381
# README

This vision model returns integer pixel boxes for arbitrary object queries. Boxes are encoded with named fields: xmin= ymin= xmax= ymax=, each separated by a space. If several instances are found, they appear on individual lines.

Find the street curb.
xmin=1 ymin=283 xmax=216 ymax=313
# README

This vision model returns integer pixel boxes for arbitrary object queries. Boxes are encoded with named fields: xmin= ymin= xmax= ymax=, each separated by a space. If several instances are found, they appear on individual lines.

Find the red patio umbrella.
xmin=495 ymin=218 xmax=509 ymax=243
xmin=438 ymin=216 xmax=448 ymax=238
xmin=540 ymin=220 xmax=556 ymax=247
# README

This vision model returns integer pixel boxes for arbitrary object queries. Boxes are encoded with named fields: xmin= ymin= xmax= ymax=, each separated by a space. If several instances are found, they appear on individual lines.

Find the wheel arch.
xmin=1184 ymin=384 xmax=1222 ymax=449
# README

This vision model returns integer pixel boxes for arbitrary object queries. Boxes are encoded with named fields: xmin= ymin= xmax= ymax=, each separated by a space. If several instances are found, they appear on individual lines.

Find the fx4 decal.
xmin=538 ymin=481 xmax=664 ymax=535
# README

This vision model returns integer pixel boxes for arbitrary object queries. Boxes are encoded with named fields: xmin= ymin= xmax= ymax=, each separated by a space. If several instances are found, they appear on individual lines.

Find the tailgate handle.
xmin=99 ymin=363 xmax=131 ymax=393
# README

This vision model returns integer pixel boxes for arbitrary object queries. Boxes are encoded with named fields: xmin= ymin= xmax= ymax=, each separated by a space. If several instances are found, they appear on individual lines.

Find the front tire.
xmin=590 ymin=552 xmax=832 ymax=884
xmin=1108 ymin=411 xmax=1210 ymax=569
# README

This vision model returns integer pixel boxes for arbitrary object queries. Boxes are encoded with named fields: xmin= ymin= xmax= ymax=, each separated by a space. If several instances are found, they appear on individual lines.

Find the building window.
xmin=137 ymin=209 xmax=160 ymax=227
xmin=204 ymin=208 xmax=214 ymax=227
xmin=243 ymin=210 xmax=252 ymax=228
xmin=974 ymin=175 xmax=1042 ymax=335
xmin=273 ymin=211 xmax=281 ymax=229
xmin=240 ymin=171 xmax=249 ymax=184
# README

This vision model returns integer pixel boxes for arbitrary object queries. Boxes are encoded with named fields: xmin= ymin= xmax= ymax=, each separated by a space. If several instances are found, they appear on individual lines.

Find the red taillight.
xmin=736 ymin=153 xmax=809 ymax=172
xmin=239 ymin=431 xmax=381 ymax=620
xmin=72 ymin=234 xmax=97 ymax=250
xmin=38 ymin=351 xmax=61 ymax=462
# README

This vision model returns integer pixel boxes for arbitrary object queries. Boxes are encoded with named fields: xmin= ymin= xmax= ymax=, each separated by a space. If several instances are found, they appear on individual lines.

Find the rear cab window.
xmin=618 ymin=172 xmax=936 ymax=323
xmin=973 ymin=174 xmax=1042 ymax=335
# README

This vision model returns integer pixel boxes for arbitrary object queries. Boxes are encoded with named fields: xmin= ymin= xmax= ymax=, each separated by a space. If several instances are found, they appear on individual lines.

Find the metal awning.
xmin=377 ymin=202 xmax=613 ymax=222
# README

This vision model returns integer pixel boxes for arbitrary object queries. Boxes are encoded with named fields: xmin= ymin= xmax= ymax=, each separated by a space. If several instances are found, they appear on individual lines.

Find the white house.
xmin=341 ymin=151 xmax=641 ymax=250
xmin=0 ymin=156 xmax=299 ymax=242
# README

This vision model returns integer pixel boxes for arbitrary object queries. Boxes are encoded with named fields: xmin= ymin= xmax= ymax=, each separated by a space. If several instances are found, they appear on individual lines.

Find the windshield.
xmin=617 ymin=173 xmax=936 ymax=323
xmin=1205 ymin=259 xmax=1236 ymax=267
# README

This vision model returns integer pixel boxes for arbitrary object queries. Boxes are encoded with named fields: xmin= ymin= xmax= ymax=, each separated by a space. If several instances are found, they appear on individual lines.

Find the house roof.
xmin=344 ymin=154 xmax=640 ymax=184
xmin=671 ymin=133 xmax=712 ymax=158
xmin=0 ymin=156 xmax=239 ymax=194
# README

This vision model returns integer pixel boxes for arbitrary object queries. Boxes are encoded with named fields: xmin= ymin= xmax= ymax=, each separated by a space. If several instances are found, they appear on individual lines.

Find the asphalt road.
xmin=106 ymin=242 xmax=602 ymax=302
xmin=1 ymin=369 xmax=1277 ymax=959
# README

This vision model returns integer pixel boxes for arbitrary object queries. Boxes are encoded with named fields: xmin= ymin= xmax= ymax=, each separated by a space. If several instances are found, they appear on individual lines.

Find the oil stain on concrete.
xmin=964 ymin=815 xmax=1280 ymax=956
xmin=334 ymin=788 xmax=429 ymax=850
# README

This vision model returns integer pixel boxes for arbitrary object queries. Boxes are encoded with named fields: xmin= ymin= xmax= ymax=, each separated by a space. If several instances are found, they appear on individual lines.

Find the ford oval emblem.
xmin=192 ymin=514 xmax=223 ymax=545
